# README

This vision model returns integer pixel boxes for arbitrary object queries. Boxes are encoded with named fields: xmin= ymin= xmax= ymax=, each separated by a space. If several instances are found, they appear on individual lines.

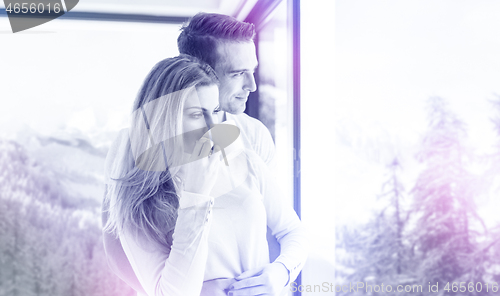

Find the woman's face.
xmin=182 ymin=84 xmax=221 ymax=154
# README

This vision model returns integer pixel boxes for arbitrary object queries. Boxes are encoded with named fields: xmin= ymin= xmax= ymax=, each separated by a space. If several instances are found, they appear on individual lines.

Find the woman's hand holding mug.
xmin=182 ymin=136 xmax=221 ymax=196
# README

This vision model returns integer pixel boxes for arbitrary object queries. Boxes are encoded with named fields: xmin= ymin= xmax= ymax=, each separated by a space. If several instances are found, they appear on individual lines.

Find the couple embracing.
xmin=102 ymin=12 xmax=307 ymax=296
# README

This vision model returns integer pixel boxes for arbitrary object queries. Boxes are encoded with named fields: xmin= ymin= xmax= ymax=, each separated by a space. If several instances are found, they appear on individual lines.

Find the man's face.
xmin=214 ymin=41 xmax=258 ymax=115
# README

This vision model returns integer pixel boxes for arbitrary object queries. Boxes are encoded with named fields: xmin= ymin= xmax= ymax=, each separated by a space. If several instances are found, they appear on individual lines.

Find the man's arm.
xmin=228 ymin=156 xmax=308 ymax=295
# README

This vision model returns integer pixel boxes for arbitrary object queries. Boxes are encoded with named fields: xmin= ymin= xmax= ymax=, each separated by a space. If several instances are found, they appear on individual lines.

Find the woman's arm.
xmin=120 ymin=191 xmax=215 ymax=296
xmin=119 ymin=136 xmax=222 ymax=296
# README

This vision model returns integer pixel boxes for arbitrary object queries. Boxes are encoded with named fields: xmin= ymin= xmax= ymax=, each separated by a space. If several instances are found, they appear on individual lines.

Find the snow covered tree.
xmin=336 ymin=157 xmax=414 ymax=295
xmin=0 ymin=139 xmax=135 ymax=296
xmin=409 ymin=97 xmax=487 ymax=294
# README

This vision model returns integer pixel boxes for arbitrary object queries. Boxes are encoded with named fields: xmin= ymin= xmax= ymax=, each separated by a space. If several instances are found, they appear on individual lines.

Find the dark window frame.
xmin=244 ymin=1 xmax=302 ymax=295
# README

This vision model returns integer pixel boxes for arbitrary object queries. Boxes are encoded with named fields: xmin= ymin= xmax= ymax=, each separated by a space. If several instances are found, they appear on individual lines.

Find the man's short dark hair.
xmin=177 ymin=12 xmax=256 ymax=69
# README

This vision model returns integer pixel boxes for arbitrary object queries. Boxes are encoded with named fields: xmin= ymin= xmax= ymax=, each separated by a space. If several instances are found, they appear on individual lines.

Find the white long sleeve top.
xmin=119 ymin=122 xmax=307 ymax=296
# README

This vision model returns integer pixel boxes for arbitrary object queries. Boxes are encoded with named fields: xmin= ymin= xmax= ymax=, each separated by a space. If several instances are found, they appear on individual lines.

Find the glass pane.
xmin=255 ymin=0 xmax=294 ymax=205
xmin=0 ymin=18 xmax=181 ymax=296
xmin=300 ymin=0 xmax=336 ymax=295
xmin=335 ymin=1 xmax=500 ymax=294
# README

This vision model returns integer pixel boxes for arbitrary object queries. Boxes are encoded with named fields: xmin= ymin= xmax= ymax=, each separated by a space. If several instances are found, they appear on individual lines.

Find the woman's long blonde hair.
xmin=103 ymin=54 xmax=219 ymax=248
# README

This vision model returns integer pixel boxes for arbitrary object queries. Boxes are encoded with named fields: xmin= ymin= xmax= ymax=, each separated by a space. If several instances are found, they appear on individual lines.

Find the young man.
xmin=103 ymin=13 xmax=306 ymax=296
xmin=177 ymin=12 xmax=276 ymax=172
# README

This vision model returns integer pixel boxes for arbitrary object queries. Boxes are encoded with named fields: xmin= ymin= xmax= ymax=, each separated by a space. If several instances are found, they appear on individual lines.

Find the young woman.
xmin=103 ymin=55 xmax=307 ymax=296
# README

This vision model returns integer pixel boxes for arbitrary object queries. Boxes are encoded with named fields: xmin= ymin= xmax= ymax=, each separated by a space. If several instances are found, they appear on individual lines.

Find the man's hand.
xmin=227 ymin=262 xmax=289 ymax=296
